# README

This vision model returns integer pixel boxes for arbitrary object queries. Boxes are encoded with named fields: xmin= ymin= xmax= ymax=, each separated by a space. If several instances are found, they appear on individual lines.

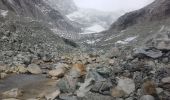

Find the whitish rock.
xmin=2 ymin=88 xmax=23 ymax=98
xmin=17 ymin=65 xmax=27 ymax=73
xmin=140 ymin=95 xmax=155 ymax=100
xmin=109 ymin=59 xmax=115 ymax=65
xmin=161 ymin=77 xmax=170 ymax=83
xmin=76 ymin=78 xmax=95 ymax=97
xmin=49 ymin=68 xmax=65 ymax=77
xmin=27 ymin=64 xmax=42 ymax=74
xmin=54 ymin=63 xmax=70 ymax=69
xmin=0 ymin=64 xmax=7 ymax=72
xmin=117 ymin=77 xmax=135 ymax=95
xmin=156 ymin=88 xmax=163 ymax=94
xmin=0 ymin=72 xmax=8 ymax=79
xmin=45 ymin=90 xmax=60 ymax=100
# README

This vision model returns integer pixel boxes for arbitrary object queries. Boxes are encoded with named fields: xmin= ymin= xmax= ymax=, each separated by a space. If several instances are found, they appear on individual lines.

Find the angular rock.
xmin=2 ymin=88 xmax=23 ymax=98
xmin=116 ymin=77 xmax=135 ymax=95
xmin=134 ymin=47 xmax=163 ymax=59
xmin=76 ymin=78 xmax=95 ymax=97
xmin=27 ymin=64 xmax=42 ymax=74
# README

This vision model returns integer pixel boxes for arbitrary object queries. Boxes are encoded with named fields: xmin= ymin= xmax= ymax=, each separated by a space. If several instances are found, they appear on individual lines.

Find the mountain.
xmin=0 ymin=0 xmax=81 ymax=33
xmin=0 ymin=0 xmax=80 ymax=64
xmin=44 ymin=0 xmax=78 ymax=15
xmin=90 ymin=0 xmax=170 ymax=49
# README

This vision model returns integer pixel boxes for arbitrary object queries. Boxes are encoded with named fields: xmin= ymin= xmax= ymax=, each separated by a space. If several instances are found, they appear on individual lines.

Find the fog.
xmin=74 ymin=0 xmax=154 ymax=12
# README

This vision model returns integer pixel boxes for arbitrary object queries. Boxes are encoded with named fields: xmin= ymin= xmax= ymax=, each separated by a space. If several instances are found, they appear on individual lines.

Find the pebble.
xmin=27 ymin=64 xmax=42 ymax=74
xmin=139 ymin=95 xmax=155 ymax=100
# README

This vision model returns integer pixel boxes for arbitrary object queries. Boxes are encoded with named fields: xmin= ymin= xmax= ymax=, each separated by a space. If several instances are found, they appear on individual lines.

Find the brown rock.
xmin=72 ymin=63 xmax=86 ymax=76
xmin=111 ymin=87 xmax=126 ymax=97
xmin=142 ymin=81 xmax=157 ymax=95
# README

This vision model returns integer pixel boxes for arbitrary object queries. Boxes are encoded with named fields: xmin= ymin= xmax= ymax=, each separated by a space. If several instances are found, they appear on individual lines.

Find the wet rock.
xmin=45 ymin=90 xmax=60 ymax=100
xmin=161 ymin=77 xmax=170 ymax=84
xmin=142 ymin=81 xmax=157 ymax=95
xmin=2 ymin=88 xmax=23 ymax=98
xmin=139 ymin=95 xmax=155 ymax=100
xmin=134 ymin=47 xmax=163 ymax=59
xmin=49 ymin=68 xmax=66 ymax=78
xmin=27 ymin=64 xmax=42 ymax=74
xmin=0 ymin=72 xmax=8 ymax=79
xmin=116 ymin=77 xmax=135 ymax=95
xmin=2 ymin=99 xmax=20 ymax=100
xmin=59 ymin=94 xmax=78 ymax=100
xmin=17 ymin=64 xmax=28 ymax=73
xmin=76 ymin=78 xmax=95 ymax=97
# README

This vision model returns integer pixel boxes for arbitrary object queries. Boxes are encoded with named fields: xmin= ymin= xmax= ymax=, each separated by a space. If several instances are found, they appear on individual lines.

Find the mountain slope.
xmin=92 ymin=0 xmax=170 ymax=49
xmin=0 ymin=0 xmax=81 ymax=33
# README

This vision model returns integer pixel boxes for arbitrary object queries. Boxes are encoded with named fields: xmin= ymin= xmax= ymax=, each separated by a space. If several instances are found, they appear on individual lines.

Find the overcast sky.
xmin=73 ymin=0 xmax=154 ymax=12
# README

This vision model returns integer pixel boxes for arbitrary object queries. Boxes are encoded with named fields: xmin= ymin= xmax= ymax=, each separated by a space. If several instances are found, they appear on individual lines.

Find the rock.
xmin=76 ymin=78 xmax=95 ymax=97
xmin=26 ymin=99 xmax=38 ymax=100
xmin=45 ymin=90 xmax=60 ymax=100
xmin=156 ymin=88 xmax=164 ymax=94
xmin=109 ymin=59 xmax=115 ymax=65
xmin=49 ymin=68 xmax=65 ymax=78
xmin=134 ymin=47 xmax=163 ymax=59
xmin=54 ymin=63 xmax=70 ymax=69
xmin=2 ymin=99 xmax=20 ymax=100
xmin=139 ymin=95 xmax=155 ymax=100
xmin=2 ymin=88 xmax=23 ymax=98
xmin=27 ymin=64 xmax=42 ymax=74
xmin=72 ymin=63 xmax=86 ymax=76
xmin=142 ymin=81 xmax=157 ymax=95
xmin=0 ymin=64 xmax=8 ymax=72
xmin=17 ymin=65 xmax=27 ymax=73
xmin=161 ymin=77 xmax=170 ymax=84
xmin=116 ymin=77 xmax=135 ymax=95
xmin=0 ymin=72 xmax=8 ymax=79
xmin=111 ymin=87 xmax=126 ymax=97
xmin=59 ymin=94 xmax=78 ymax=100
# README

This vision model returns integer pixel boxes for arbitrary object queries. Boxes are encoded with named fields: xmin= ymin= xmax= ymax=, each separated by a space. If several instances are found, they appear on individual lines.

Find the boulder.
xmin=2 ymin=88 xmax=23 ymax=98
xmin=27 ymin=64 xmax=42 ymax=74
xmin=161 ymin=77 xmax=170 ymax=84
xmin=49 ymin=68 xmax=65 ymax=78
xmin=76 ymin=78 xmax=95 ymax=97
xmin=45 ymin=90 xmax=60 ymax=100
xmin=139 ymin=95 xmax=155 ymax=100
xmin=134 ymin=47 xmax=163 ymax=59
xmin=116 ymin=77 xmax=135 ymax=95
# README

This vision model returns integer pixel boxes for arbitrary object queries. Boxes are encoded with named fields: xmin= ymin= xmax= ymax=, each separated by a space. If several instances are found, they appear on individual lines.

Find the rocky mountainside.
xmin=89 ymin=0 xmax=170 ymax=49
xmin=44 ymin=0 xmax=78 ymax=15
xmin=0 ymin=0 xmax=80 ymax=64
xmin=0 ymin=0 xmax=81 ymax=33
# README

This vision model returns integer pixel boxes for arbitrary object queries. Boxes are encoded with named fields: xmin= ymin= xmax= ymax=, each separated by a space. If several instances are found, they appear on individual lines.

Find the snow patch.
xmin=115 ymin=36 xmax=138 ymax=44
xmin=85 ymin=24 xmax=105 ymax=32
xmin=0 ymin=10 xmax=8 ymax=17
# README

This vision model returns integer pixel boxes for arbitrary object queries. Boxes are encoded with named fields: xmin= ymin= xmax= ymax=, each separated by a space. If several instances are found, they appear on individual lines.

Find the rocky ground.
xmin=0 ymin=30 xmax=170 ymax=100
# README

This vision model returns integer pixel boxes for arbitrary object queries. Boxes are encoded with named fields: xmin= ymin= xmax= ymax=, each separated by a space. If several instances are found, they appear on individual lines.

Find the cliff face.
xmin=109 ymin=0 xmax=170 ymax=31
